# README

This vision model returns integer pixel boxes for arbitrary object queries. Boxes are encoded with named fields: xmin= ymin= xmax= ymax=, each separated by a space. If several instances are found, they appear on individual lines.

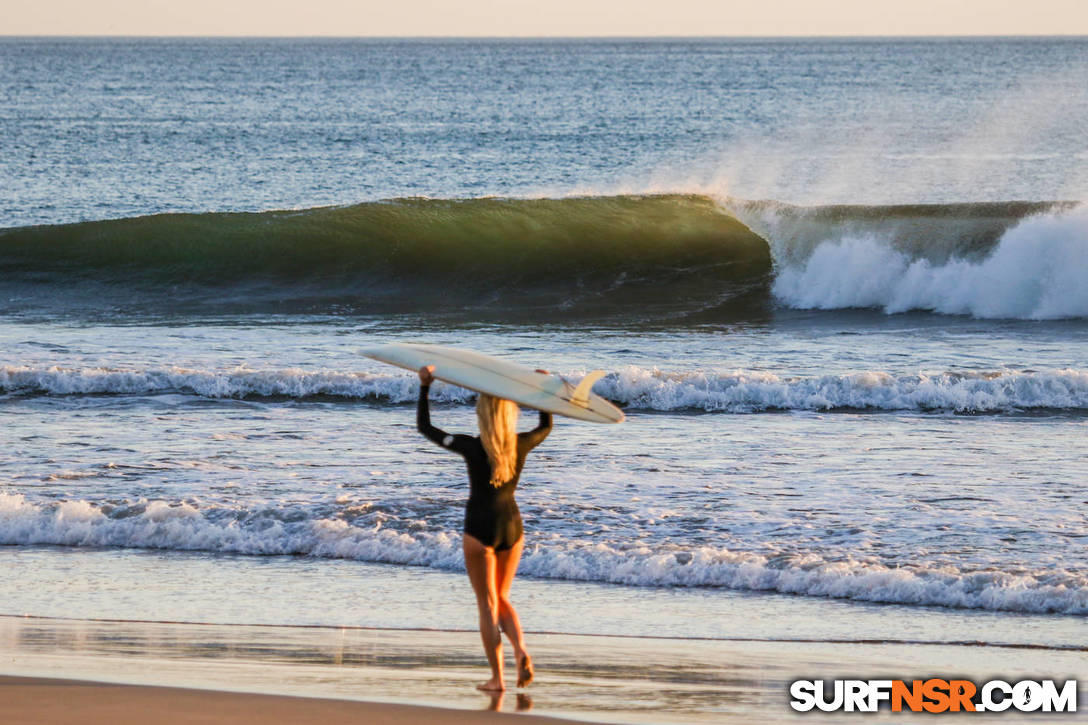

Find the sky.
xmin=5 ymin=0 xmax=1088 ymax=37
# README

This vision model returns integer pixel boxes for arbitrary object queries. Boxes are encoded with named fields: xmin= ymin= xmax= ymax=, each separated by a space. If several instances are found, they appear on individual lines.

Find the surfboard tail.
xmin=571 ymin=370 xmax=606 ymax=407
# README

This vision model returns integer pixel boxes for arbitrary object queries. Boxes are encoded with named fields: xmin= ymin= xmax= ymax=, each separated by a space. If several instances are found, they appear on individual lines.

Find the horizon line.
xmin=3 ymin=33 xmax=1088 ymax=40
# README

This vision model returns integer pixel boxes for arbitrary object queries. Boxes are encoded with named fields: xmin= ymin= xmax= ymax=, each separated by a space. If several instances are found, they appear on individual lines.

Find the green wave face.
xmin=0 ymin=194 xmax=771 ymax=279
xmin=0 ymin=194 xmax=774 ymax=320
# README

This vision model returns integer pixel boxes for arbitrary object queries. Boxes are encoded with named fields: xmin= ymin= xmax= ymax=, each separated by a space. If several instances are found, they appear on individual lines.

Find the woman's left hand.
xmin=418 ymin=365 xmax=435 ymax=385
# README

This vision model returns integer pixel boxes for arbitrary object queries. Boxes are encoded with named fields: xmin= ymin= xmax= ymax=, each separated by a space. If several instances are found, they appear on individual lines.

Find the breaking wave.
xmin=0 ymin=492 xmax=1082 ymax=615
xmin=2 ymin=193 xmax=1085 ymax=321
xmin=4 ymin=364 xmax=1087 ymax=414
xmin=762 ymin=202 xmax=1088 ymax=319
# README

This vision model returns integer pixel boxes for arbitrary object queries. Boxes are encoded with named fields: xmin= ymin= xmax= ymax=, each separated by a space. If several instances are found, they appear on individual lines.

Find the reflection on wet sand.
xmin=1 ymin=616 xmax=1084 ymax=723
xmin=483 ymin=692 xmax=533 ymax=712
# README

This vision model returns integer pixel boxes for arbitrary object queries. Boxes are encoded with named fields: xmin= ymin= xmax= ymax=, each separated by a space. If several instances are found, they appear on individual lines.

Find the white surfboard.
xmin=361 ymin=343 xmax=625 ymax=424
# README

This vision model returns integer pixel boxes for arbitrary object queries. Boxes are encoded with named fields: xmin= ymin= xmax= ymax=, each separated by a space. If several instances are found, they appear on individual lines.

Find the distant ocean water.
xmin=1 ymin=39 xmax=1085 ymax=644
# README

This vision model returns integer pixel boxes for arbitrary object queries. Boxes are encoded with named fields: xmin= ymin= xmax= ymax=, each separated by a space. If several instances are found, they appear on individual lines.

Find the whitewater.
xmin=765 ymin=203 xmax=1088 ymax=320
xmin=1 ymin=491 xmax=1085 ymax=616
xmin=4 ymin=364 xmax=1088 ymax=413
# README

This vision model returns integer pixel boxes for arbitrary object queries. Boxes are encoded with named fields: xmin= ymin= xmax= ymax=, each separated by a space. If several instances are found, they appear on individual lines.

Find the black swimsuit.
xmin=417 ymin=384 xmax=552 ymax=551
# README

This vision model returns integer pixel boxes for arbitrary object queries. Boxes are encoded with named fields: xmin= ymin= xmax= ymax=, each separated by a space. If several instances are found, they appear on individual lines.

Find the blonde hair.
xmin=476 ymin=394 xmax=519 ymax=486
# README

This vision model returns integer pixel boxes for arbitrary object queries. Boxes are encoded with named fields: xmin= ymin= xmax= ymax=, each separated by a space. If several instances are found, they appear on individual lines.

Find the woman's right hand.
xmin=418 ymin=365 xmax=435 ymax=385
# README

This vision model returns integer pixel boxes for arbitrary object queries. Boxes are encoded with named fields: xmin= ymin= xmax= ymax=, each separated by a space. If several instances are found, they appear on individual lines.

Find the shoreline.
xmin=3 ymin=614 xmax=1085 ymax=723
xmin=4 ymin=610 xmax=1086 ymax=652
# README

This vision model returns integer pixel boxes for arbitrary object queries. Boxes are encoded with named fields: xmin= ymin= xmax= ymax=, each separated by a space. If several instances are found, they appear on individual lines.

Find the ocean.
xmin=1 ymin=37 xmax=1085 ymax=665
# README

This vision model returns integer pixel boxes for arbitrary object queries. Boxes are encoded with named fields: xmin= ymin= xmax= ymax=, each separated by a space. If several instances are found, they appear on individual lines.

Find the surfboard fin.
xmin=570 ymin=370 xmax=606 ymax=407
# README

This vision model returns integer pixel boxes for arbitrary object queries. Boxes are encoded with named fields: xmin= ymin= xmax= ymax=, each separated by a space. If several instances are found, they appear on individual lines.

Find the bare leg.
xmin=495 ymin=536 xmax=532 ymax=687
xmin=463 ymin=533 xmax=504 ymax=691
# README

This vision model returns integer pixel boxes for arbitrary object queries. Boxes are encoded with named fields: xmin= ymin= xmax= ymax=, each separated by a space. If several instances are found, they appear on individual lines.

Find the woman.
xmin=416 ymin=364 xmax=552 ymax=692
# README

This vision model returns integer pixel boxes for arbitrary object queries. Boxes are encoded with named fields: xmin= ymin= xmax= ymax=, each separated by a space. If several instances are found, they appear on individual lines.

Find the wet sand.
xmin=1 ymin=615 xmax=1084 ymax=723
xmin=0 ymin=675 xmax=565 ymax=725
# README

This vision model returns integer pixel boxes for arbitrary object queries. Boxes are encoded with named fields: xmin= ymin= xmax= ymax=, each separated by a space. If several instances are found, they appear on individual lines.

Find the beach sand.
xmin=1 ymin=675 xmax=572 ymax=725
xmin=2 ymin=614 xmax=1085 ymax=723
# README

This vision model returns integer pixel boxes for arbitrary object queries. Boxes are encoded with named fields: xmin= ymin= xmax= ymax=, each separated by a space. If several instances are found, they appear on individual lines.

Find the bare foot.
xmin=517 ymin=652 xmax=534 ymax=688
xmin=477 ymin=679 xmax=505 ymax=693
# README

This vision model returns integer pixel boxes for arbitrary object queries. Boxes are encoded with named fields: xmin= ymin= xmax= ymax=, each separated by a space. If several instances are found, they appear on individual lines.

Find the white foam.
xmin=4 ymin=364 xmax=1087 ymax=413
xmin=0 ymin=365 xmax=471 ymax=403
xmin=0 ymin=493 xmax=1083 ymax=615
xmin=517 ymin=544 xmax=1088 ymax=616
xmin=600 ymin=366 xmax=1088 ymax=413
xmin=771 ymin=205 xmax=1088 ymax=319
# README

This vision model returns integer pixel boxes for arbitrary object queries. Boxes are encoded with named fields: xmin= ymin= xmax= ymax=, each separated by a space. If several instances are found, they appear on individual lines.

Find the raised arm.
xmin=417 ymin=382 xmax=452 ymax=447
xmin=416 ymin=365 xmax=467 ymax=453
xmin=519 ymin=410 xmax=553 ymax=452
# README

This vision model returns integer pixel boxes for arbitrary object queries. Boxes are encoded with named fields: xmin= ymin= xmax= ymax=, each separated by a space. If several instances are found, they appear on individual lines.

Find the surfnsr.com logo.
xmin=789 ymin=679 xmax=1078 ymax=713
